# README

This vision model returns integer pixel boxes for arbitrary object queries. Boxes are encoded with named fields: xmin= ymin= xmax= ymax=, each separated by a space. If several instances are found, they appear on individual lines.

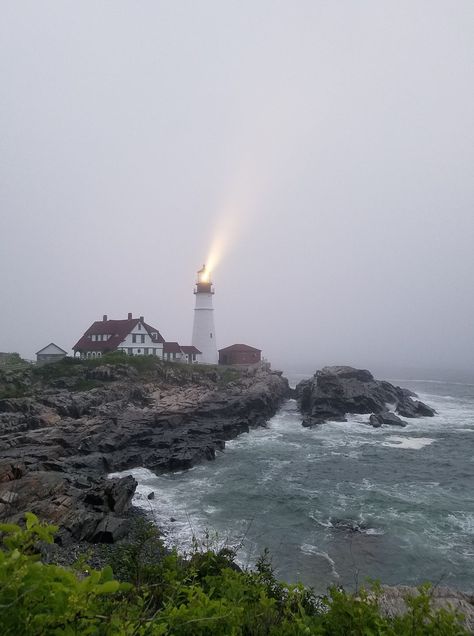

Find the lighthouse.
xmin=191 ymin=265 xmax=218 ymax=364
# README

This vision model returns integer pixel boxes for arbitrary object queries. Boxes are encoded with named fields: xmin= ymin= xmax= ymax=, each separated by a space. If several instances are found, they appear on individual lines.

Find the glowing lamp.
xmin=197 ymin=264 xmax=210 ymax=284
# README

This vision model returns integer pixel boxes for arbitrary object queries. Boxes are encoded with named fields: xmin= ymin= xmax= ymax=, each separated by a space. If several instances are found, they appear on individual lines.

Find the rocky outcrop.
xmin=0 ymin=361 xmax=289 ymax=543
xmin=296 ymin=366 xmax=435 ymax=427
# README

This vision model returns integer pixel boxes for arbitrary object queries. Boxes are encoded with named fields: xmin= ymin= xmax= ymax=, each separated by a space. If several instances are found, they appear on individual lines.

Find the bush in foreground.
xmin=0 ymin=514 xmax=469 ymax=635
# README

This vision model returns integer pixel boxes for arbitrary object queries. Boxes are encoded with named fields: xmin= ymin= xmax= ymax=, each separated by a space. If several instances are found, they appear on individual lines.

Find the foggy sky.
xmin=1 ymin=1 xmax=473 ymax=375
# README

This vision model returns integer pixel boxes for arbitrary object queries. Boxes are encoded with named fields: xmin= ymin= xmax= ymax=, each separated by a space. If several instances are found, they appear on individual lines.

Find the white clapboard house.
xmin=72 ymin=314 xmax=201 ymax=363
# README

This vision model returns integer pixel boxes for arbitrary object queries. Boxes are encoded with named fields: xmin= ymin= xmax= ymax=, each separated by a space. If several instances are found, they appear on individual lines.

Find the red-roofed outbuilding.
xmin=218 ymin=344 xmax=261 ymax=366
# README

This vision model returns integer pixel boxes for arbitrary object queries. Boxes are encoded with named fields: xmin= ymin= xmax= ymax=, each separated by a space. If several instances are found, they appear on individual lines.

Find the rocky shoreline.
xmin=0 ymin=358 xmax=289 ymax=544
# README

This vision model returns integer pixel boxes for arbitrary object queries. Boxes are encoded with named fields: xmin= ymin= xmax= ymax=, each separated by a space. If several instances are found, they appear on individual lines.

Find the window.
xmin=132 ymin=334 xmax=137 ymax=343
xmin=141 ymin=334 xmax=145 ymax=343
xmin=144 ymin=348 xmax=149 ymax=355
xmin=138 ymin=323 xmax=142 ymax=330
xmin=137 ymin=349 xmax=141 ymax=354
xmin=127 ymin=348 xmax=133 ymax=355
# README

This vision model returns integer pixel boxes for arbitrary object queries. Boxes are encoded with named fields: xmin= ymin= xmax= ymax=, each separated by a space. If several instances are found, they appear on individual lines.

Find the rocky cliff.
xmin=0 ymin=357 xmax=289 ymax=543
xmin=295 ymin=366 xmax=435 ymax=427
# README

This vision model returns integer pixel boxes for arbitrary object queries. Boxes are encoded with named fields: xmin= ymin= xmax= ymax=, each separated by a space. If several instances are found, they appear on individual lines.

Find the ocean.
xmin=112 ymin=376 xmax=474 ymax=593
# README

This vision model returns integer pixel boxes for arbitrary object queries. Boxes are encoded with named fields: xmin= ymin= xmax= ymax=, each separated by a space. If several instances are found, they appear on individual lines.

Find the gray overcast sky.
xmin=1 ymin=1 xmax=473 ymax=374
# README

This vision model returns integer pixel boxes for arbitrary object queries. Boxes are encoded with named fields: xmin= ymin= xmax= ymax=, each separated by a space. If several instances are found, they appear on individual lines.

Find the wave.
xmin=448 ymin=512 xmax=474 ymax=536
xmin=300 ymin=544 xmax=340 ymax=578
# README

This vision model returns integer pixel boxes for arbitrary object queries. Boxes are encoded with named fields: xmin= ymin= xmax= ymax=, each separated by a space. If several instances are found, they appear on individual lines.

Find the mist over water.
xmin=113 ymin=375 xmax=474 ymax=593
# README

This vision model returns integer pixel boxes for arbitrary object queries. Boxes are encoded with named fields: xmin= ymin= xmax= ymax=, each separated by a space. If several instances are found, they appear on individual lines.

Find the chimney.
xmin=128 ymin=313 xmax=132 ymax=320
xmin=139 ymin=316 xmax=144 ymax=322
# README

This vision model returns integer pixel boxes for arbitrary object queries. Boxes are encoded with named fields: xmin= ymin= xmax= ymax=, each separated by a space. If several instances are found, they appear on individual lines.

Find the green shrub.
xmin=0 ymin=514 xmax=469 ymax=635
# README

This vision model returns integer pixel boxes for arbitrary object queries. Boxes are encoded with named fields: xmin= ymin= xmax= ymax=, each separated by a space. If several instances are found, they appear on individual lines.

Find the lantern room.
xmin=195 ymin=264 xmax=214 ymax=294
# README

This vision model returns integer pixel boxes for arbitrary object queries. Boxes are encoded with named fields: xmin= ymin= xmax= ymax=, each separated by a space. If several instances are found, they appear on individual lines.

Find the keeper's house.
xmin=73 ymin=314 xmax=201 ymax=362
xmin=73 ymin=314 xmax=165 ymax=359
xmin=218 ymin=344 xmax=261 ymax=366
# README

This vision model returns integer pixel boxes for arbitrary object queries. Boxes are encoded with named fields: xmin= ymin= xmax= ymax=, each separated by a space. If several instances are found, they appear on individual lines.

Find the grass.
xmin=0 ymin=353 xmax=245 ymax=401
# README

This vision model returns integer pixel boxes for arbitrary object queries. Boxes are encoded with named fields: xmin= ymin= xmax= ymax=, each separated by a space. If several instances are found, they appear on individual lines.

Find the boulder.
xmin=369 ymin=412 xmax=407 ymax=427
xmin=396 ymin=400 xmax=436 ymax=418
xmin=296 ymin=366 xmax=435 ymax=427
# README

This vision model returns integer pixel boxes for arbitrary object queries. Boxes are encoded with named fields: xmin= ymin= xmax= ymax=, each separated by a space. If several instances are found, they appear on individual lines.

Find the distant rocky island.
xmin=295 ymin=365 xmax=436 ymax=428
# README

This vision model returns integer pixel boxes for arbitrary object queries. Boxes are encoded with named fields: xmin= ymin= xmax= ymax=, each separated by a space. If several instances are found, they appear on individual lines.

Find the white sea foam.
xmin=300 ymin=544 xmax=340 ymax=578
xmin=363 ymin=527 xmax=385 ymax=536
xmin=382 ymin=436 xmax=435 ymax=450
xmin=448 ymin=513 xmax=474 ymax=535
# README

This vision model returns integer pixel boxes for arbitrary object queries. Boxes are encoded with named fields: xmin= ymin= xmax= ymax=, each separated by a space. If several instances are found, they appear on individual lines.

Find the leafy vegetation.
xmin=0 ymin=514 xmax=469 ymax=635
xmin=0 ymin=352 xmax=29 ymax=368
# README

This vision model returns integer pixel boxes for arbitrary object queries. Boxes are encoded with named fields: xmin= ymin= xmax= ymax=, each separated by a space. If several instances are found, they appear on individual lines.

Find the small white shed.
xmin=36 ymin=343 xmax=67 ymax=364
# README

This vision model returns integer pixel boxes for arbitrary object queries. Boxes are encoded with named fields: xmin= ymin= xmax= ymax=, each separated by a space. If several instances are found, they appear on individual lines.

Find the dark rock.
xmin=296 ymin=366 xmax=435 ymax=427
xmin=369 ymin=412 xmax=407 ymax=427
xmin=396 ymin=400 xmax=436 ymax=418
xmin=147 ymin=491 xmax=155 ymax=500
xmin=90 ymin=515 xmax=131 ymax=543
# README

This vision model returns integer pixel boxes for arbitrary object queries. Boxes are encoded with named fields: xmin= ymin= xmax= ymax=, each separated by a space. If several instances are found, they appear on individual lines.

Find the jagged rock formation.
xmin=0 ymin=359 xmax=289 ymax=543
xmin=295 ymin=366 xmax=435 ymax=427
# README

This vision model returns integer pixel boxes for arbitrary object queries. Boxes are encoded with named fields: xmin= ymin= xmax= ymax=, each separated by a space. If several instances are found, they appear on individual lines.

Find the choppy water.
xmin=111 ymin=377 xmax=474 ymax=593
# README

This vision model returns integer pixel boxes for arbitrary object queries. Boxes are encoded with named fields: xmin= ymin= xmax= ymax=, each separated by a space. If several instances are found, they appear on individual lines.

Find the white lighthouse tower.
xmin=191 ymin=265 xmax=218 ymax=364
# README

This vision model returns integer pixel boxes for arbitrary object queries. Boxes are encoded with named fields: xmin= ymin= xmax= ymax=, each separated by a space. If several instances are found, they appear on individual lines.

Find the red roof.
xmin=163 ymin=342 xmax=183 ymax=354
xmin=181 ymin=345 xmax=202 ymax=354
xmin=73 ymin=317 xmax=165 ymax=352
xmin=218 ymin=344 xmax=261 ymax=353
